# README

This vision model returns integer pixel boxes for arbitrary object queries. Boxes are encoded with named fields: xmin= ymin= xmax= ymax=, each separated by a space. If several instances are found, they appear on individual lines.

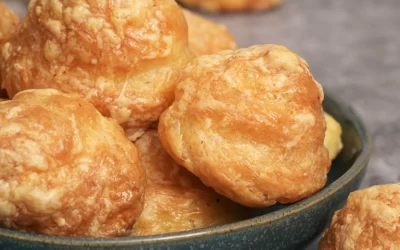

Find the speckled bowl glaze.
xmin=0 ymin=90 xmax=372 ymax=250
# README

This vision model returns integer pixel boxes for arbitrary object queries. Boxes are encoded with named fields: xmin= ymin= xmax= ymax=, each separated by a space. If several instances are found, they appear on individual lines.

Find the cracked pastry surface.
xmin=177 ymin=0 xmax=282 ymax=12
xmin=132 ymin=130 xmax=249 ymax=236
xmin=324 ymin=112 xmax=343 ymax=161
xmin=0 ymin=89 xmax=145 ymax=237
xmin=319 ymin=184 xmax=400 ymax=250
xmin=183 ymin=9 xmax=237 ymax=56
xmin=1 ymin=0 xmax=192 ymax=135
xmin=158 ymin=44 xmax=331 ymax=208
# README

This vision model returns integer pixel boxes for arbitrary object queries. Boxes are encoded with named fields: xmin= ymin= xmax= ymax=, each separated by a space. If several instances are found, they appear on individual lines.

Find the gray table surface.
xmin=4 ymin=0 xmax=399 ymax=188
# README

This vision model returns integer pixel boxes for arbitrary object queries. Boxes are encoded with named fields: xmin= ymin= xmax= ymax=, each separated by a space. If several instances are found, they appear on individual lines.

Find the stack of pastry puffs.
xmin=0 ymin=0 xmax=343 ymax=238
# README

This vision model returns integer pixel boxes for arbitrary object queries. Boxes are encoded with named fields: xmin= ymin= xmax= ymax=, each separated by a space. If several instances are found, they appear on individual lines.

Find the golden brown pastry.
xmin=0 ymin=2 xmax=19 ymax=44
xmin=135 ymin=130 xmax=202 ymax=187
xmin=0 ymin=2 xmax=19 ymax=86
xmin=178 ymin=0 xmax=282 ymax=12
xmin=1 ymin=0 xmax=192 ymax=140
xmin=324 ymin=112 xmax=343 ymax=161
xmin=133 ymin=184 xmax=248 ymax=236
xmin=183 ymin=9 xmax=237 ymax=56
xmin=0 ymin=89 xmax=145 ymax=237
xmin=319 ymin=184 xmax=400 ymax=250
xmin=132 ymin=131 xmax=249 ymax=236
xmin=159 ymin=45 xmax=331 ymax=208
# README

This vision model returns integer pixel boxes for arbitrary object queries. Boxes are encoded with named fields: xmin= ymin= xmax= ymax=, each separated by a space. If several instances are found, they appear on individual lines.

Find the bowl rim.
xmin=0 ymin=90 xmax=373 ymax=247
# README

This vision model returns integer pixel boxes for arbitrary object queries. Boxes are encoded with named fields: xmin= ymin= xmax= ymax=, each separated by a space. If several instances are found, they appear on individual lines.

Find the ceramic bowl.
xmin=0 ymin=90 xmax=372 ymax=250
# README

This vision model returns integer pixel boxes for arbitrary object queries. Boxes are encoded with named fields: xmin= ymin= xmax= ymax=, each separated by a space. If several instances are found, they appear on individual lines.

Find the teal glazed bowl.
xmin=0 ymin=90 xmax=372 ymax=250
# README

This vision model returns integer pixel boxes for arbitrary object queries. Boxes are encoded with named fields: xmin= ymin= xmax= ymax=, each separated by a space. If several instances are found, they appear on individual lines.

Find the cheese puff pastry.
xmin=135 ymin=130 xmax=202 ymax=187
xmin=132 ymin=131 xmax=249 ymax=236
xmin=319 ymin=184 xmax=400 ymax=250
xmin=0 ymin=89 xmax=145 ymax=237
xmin=324 ymin=112 xmax=343 ymax=161
xmin=1 ymin=0 xmax=192 ymax=139
xmin=158 ymin=45 xmax=331 ymax=208
xmin=0 ymin=2 xmax=19 ymax=86
xmin=0 ymin=2 xmax=19 ymax=44
xmin=177 ymin=0 xmax=282 ymax=12
xmin=183 ymin=9 xmax=237 ymax=56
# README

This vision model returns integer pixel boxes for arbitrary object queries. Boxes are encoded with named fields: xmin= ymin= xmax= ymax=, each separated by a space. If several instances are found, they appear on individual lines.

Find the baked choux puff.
xmin=0 ymin=2 xmax=19 ymax=44
xmin=0 ymin=2 xmax=19 ymax=87
xmin=183 ymin=9 xmax=237 ymax=56
xmin=1 ymin=0 xmax=192 ymax=141
xmin=0 ymin=89 xmax=145 ymax=237
xmin=324 ymin=112 xmax=343 ymax=161
xmin=132 ymin=130 xmax=249 ymax=236
xmin=159 ymin=45 xmax=331 ymax=208
xmin=177 ymin=0 xmax=282 ymax=13
xmin=319 ymin=184 xmax=400 ymax=249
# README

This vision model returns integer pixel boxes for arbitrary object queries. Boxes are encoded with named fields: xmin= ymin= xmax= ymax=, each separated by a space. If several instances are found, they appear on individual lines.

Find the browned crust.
xmin=1 ymin=0 xmax=192 ymax=131
xmin=132 ymin=130 xmax=249 ymax=236
xmin=183 ymin=9 xmax=237 ymax=56
xmin=0 ymin=89 xmax=146 ymax=237
xmin=319 ymin=184 xmax=400 ymax=250
xmin=159 ymin=44 xmax=330 ymax=208
xmin=0 ymin=2 xmax=19 ymax=44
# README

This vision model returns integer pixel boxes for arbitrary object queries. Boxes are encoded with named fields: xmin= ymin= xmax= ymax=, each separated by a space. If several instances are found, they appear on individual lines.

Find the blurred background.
xmin=3 ymin=0 xmax=400 ymax=189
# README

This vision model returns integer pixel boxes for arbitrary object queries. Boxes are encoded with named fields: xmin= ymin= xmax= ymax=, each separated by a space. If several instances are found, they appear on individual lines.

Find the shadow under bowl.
xmin=0 ymin=90 xmax=372 ymax=250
